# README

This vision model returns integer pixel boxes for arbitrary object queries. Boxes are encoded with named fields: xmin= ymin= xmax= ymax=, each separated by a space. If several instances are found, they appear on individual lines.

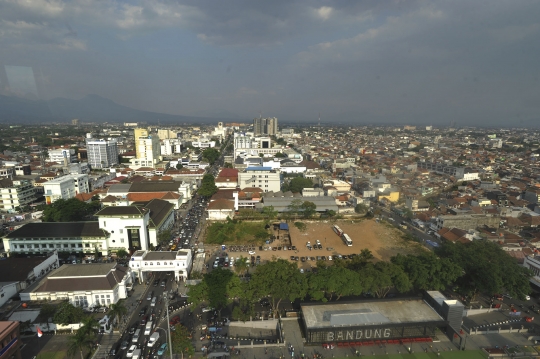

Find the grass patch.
xmin=206 ymin=219 xmax=270 ymax=244
xmin=39 ymin=351 xmax=67 ymax=359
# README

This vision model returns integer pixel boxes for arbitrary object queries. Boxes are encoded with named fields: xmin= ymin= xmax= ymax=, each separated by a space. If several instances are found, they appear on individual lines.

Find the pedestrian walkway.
xmin=91 ymin=332 xmax=121 ymax=359
xmin=117 ymin=280 xmax=150 ymax=333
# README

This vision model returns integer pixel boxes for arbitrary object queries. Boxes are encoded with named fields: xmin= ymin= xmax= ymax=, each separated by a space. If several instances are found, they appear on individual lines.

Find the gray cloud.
xmin=0 ymin=0 xmax=539 ymax=125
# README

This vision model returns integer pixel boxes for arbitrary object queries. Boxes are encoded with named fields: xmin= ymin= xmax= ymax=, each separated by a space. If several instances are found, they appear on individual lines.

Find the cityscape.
xmin=0 ymin=120 xmax=539 ymax=359
xmin=1 ymin=1 xmax=540 ymax=359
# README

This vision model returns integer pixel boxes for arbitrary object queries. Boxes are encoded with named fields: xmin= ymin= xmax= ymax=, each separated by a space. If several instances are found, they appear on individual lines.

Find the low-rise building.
xmin=0 ymin=321 xmax=22 ymax=359
xmin=238 ymin=167 xmax=281 ymax=193
xmin=43 ymin=174 xmax=90 ymax=204
xmin=20 ymin=262 xmax=133 ymax=307
xmin=130 ymin=250 xmax=192 ymax=283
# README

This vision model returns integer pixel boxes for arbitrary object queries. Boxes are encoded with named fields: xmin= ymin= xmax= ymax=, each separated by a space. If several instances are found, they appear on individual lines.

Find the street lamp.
xmin=163 ymin=293 xmax=175 ymax=359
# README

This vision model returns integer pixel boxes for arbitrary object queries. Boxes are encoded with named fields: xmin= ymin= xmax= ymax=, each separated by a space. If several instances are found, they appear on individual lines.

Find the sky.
xmin=0 ymin=0 xmax=539 ymax=126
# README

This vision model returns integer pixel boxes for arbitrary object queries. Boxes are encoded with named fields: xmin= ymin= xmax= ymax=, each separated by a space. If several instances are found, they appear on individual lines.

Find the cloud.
xmin=315 ymin=6 xmax=333 ymax=21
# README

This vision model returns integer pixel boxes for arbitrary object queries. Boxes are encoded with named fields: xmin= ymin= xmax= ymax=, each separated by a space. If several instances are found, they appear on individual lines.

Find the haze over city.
xmin=1 ymin=0 xmax=540 ymax=126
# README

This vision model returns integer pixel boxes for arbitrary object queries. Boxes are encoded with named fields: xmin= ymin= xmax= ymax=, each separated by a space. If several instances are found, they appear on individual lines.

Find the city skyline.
xmin=1 ymin=1 xmax=539 ymax=126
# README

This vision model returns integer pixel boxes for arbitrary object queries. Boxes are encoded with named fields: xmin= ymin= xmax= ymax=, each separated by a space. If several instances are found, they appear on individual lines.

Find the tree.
xmin=202 ymin=148 xmax=220 ymax=164
xmin=157 ymin=229 xmax=172 ymax=245
xmin=116 ymin=249 xmax=128 ymax=259
xmin=308 ymin=266 xmax=363 ymax=302
xmin=282 ymin=177 xmax=313 ymax=193
xmin=249 ymin=259 xmax=308 ymax=316
xmin=364 ymin=262 xmax=412 ymax=298
xmin=274 ymin=152 xmax=287 ymax=158
xmin=198 ymin=174 xmax=218 ymax=197
xmin=285 ymin=199 xmax=303 ymax=221
xmin=294 ymin=222 xmax=307 ymax=232
xmin=67 ymin=328 xmax=95 ymax=359
xmin=79 ymin=315 xmax=99 ymax=336
xmin=355 ymin=203 xmax=368 ymax=214
xmin=391 ymin=252 xmax=462 ymax=291
xmin=43 ymin=198 xmax=99 ymax=222
xmin=261 ymin=206 xmax=278 ymax=220
xmin=171 ymin=325 xmax=195 ymax=357
xmin=234 ymin=256 xmax=249 ymax=277
xmin=300 ymin=201 xmax=317 ymax=218
xmin=187 ymin=268 xmax=243 ymax=313
xmin=176 ymin=163 xmax=183 ymax=170
xmin=53 ymin=302 xmax=85 ymax=325
xmin=402 ymin=208 xmax=414 ymax=220
xmin=39 ymin=303 xmax=57 ymax=330
xmin=108 ymin=301 xmax=127 ymax=328
xmin=436 ymin=240 xmax=532 ymax=300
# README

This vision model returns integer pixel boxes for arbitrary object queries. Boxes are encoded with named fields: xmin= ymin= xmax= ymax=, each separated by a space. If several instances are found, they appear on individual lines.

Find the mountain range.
xmin=0 ymin=94 xmax=241 ymax=125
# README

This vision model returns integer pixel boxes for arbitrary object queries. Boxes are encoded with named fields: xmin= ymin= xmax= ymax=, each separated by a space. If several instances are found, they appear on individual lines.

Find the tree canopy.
xmin=202 ymin=148 xmax=220 ymax=164
xmin=171 ymin=325 xmax=195 ymax=356
xmin=197 ymin=174 xmax=218 ymax=197
xmin=249 ymin=259 xmax=308 ymax=314
xmin=43 ymin=198 xmax=100 ymax=222
xmin=187 ymin=268 xmax=243 ymax=312
xmin=282 ymin=177 xmax=313 ymax=193
xmin=436 ymin=240 xmax=532 ymax=300
xmin=53 ymin=302 xmax=85 ymax=325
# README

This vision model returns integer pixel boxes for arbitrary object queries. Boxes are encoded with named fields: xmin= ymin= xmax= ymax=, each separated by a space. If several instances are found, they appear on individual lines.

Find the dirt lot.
xmin=253 ymin=219 xmax=426 ymax=268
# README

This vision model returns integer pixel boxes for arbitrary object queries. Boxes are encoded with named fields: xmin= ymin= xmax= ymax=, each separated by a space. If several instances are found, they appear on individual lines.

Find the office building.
xmin=43 ymin=174 xmax=90 ymax=204
xmin=0 ymin=179 xmax=36 ymax=212
xmin=253 ymin=117 xmax=278 ymax=136
xmin=133 ymin=128 xmax=161 ymax=167
xmin=86 ymin=138 xmax=119 ymax=169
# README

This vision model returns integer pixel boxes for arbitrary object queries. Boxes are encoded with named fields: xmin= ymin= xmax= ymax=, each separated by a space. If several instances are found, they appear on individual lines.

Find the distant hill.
xmin=0 ymin=94 xmax=240 ymax=124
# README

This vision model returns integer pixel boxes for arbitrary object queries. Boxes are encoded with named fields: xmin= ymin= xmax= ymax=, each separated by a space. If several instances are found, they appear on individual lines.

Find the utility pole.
xmin=163 ymin=293 xmax=175 ymax=359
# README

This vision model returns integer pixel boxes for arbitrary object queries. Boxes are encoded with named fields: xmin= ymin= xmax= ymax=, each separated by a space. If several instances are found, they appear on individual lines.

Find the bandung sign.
xmin=327 ymin=328 xmax=392 ymax=341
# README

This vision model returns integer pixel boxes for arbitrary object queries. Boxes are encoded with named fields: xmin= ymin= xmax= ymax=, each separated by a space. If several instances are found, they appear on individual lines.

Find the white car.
xmin=526 ymin=295 xmax=531 ymax=300
xmin=248 ymin=250 xmax=256 ymax=255
xmin=126 ymin=345 xmax=137 ymax=358
xmin=328 ymin=256 xmax=333 ymax=261
xmin=202 ymin=307 xmax=215 ymax=313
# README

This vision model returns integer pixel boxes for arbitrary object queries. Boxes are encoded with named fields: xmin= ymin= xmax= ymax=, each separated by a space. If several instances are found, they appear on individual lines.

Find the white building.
xmin=133 ymin=128 xmax=161 ymax=167
xmin=130 ymin=250 xmax=192 ymax=283
xmin=20 ymin=262 xmax=133 ymax=308
xmin=238 ymin=167 xmax=281 ymax=193
xmin=95 ymin=199 xmax=175 ymax=252
xmin=192 ymin=141 xmax=216 ymax=148
xmin=43 ymin=174 xmax=90 ymax=204
xmin=0 ymin=179 xmax=36 ymax=212
xmin=47 ymin=148 xmax=77 ymax=164
xmin=160 ymin=139 xmax=183 ymax=156
xmin=86 ymin=138 xmax=119 ymax=169
xmin=523 ymin=255 xmax=540 ymax=289
xmin=0 ymin=252 xmax=59 ymax=307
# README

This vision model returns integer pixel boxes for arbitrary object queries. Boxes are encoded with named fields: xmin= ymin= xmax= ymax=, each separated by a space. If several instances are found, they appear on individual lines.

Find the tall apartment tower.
xmin=134 ymin=128 xmax=161 ymax=165
xmin=253 ymin=117 xmax=278 ymax=136
xmin=85 ymin=138 xmax=119 ymax=169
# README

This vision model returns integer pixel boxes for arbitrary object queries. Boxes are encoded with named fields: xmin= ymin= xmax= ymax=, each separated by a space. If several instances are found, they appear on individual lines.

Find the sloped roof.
xmin=218 ymin=168 xmax=238 ymax=178
xmin=145 ymin=199 xmax=175 ymax=228
xmin=208 ymin=198 xmax=235 ymax=210
xmin=5 ymin=222 xmax=105 ymax=239
xmin=0 ymin=257 xmax=51 ymax=282
xmin=129 ymin=181 xmax=180 ymax=192
xmin=95 ymin=206 xmax=147 ymax=216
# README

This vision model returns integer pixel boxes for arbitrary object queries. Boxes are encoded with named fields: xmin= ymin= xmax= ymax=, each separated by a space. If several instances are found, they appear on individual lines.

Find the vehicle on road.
xmin=158 ymin=343 xmax=168 ymax=355
xmin=126 ymin=345 xmax=137 ymax=358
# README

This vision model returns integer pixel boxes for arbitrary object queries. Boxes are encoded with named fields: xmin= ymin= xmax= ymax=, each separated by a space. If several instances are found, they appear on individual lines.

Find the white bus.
xmin=341 ymin=233 xmax=353 ymax=247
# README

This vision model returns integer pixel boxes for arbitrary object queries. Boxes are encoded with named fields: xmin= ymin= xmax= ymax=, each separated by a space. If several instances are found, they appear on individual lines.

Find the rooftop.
xmin=5 ymin=222 xmax=105 ymax=239
xmin=143 ymin=252 xmax=177 ymax=261
xmin=301 ymin=299 xmax=444 ymax=329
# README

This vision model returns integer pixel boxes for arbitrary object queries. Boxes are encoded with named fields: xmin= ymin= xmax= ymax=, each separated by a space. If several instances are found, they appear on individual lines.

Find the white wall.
xmin=0 ymin=282 xmax=18 ymax=307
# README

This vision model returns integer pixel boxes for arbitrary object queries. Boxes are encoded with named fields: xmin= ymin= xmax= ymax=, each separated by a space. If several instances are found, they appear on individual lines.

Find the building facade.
xmin=47 ymin=148 xmax=77 ymax=164
xmin=86 ymin=138 xmax=119 ymax=169
xmin=20 ymin=263 xmax=133 ymax=308
xmin=253 ymin=117 xmax=278 ymax=136
xmin=0 ymin=321 xmax=22 ymax=359
xmin=130 ymin=250 xmax=193 ymax=282
xmin=0 ymin=179 xmax=36 ymax=212
xmin=238 ymin=167 xmax=281 ymax=192
xmin=43 ymin=174 xmax=90 ymax=204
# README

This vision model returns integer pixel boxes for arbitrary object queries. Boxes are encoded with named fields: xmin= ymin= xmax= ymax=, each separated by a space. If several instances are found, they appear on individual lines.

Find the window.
xmin=49 ymin=244 xmax=54 ymax=248
xmin=157 ymin=262 xmax=160 ymax=265
xmin=85 ymin=243 xmax=90 ymax=247
xmin=95 ymin=295 xmax=100 ymax=305
xmin=120 ymin=238 xmax=124 ymax=243
xmin=103 ymin=221 xmax=106 ymax=227
xmin=119 ymin=229 xmax=123 ymax=234
xmin=71 ymin=244 xmax=75 ymax=248
xmin=63 ymin=244 xmax=68 ymax=248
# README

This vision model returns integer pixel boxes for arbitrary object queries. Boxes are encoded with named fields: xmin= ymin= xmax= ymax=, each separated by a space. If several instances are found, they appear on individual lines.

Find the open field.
xmin=247 ymin=219 xmax=426 ymax=267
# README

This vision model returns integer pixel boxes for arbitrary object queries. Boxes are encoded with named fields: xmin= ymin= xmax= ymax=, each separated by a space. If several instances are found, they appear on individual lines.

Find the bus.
xmin=332 ymin=225 xmax=344 ymax=237
xmin=341 ymin=233 xmax=353 ymax=247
